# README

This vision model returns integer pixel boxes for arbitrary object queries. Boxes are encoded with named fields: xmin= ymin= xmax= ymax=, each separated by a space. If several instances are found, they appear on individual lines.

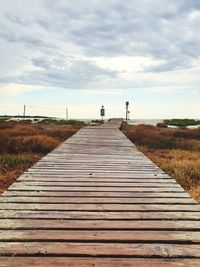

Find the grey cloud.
xmin=177 ymin=1 xmax=200 ymax=12
xmin=43 ymin=0 xmax=200 ymax=71
xmin=1 ymin=57 xmax=119 ymax=89
xmin=143 ymin=58 xmax=193 ymax=73
xmin=31 ymin=57 xmax=52 ymax=68
xmin=1 ymin=0 xmax=200 ymax=90
xmin=5 ymin=12 xmax=29 ymax=26
xmin=0 ymin=30 xmax=56 ymax=51
xmin=36 ymin=19 xmax=52 ymax=30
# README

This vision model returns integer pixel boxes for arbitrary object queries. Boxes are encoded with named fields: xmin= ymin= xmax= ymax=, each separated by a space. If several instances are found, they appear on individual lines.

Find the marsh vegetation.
xmin=0 ymin=121 xmax=83 ymax=192
xmin=123 ymin=123 xmax=200 ymax=202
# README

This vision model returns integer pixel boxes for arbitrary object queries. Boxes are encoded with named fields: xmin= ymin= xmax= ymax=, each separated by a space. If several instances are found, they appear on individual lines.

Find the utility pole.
xmin=23 ymin=105 xmax=26 ymax=117
xmin=66 ymin=107 xmax=68 ymax=120
xmin=125 ymin=101 xmax=129 ymax=121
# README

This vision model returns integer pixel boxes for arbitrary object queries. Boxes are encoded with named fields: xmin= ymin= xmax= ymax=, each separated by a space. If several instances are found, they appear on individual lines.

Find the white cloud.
xmin=0 ymin=0 xmax=200 ymax=96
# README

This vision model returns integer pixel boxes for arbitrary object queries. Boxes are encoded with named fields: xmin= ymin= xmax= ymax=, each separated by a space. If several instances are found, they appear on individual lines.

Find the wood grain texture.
xmin=1 ymin=257 xmax=200 ymax=267
xmin=1 ymin=257 xmax=199 ymax=267
xmin=0 ymin=119 xmax=199 ymax=266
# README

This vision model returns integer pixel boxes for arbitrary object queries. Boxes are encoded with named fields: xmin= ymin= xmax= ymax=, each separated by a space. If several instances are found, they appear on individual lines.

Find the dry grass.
xmin=123 ymin=124 xmax=200 ymax=149
xmin=123 ymin=124 xmax=200 ymax=202
xmin=7 ymin=135 xmax=60 ymax=153
xmin=0 ymin=122 xmax=83 ymax=193
xmin=0 ymin=154 xmax=41 ymax=193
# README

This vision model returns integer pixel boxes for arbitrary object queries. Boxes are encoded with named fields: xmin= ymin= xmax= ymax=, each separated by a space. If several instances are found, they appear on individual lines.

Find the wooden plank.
xmin=29 ymin=167 xmax=161 ymax=171
xmin=0 ymin=257 xmax=199 ymax=267
xmin=1 ymin=210 xmax=200 ymax=220
xmin=16 ymin=179 xmax=178 ymax=184
xmin=0 ymin=203 xmax=198 ymax=211
xmin=14 ymin=182 xmax=178 ymax=187
xmin=1 ymin=230 xmax=200 ymax=243
xmin=15 ymin=175 xmax=174 ymax=180
xmin=1 ymin=219 xmax=200 ymax=230
xmin=3 ymin=191 xmax=191 ymax=198
xmin=7 ymin=186 xmax=185 ymax=192
xmin=20 ymin=172 xmax=170 ymax=177
xmin=26 ymin=169 xmax=164 ymax=173
xmin=0 ymin=242 xmax=200 ymax=257
xmin=17 ymin=178 xmax=177 ymax=182
xmin=0 ymin=196 xmax=195 ymax=204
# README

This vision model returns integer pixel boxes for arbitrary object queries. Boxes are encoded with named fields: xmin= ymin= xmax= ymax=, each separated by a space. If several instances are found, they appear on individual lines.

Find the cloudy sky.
xmin=0 ymin=0 xmax=200 ymax=119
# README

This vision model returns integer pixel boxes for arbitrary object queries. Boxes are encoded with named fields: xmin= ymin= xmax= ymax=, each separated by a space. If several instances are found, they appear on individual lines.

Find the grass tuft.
xmin=0 ymin=154 xmax=34 ymax=174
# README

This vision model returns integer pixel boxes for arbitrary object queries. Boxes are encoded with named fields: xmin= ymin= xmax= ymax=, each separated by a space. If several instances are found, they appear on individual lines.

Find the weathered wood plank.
xmin=0 ymin=242 xmax=200 ymax=257
xmin=7 ymin=186 xmax=185 ymax=192
xmin=0 ymin=203 xmax=198 ymax=211
xmin=1 ymin=219 xmax=200 ymax=230
xmin=1 ymin=210 xmax=200 ymax=220
xmin=14 ymin=181 xmax=178 ymax=187
xmin=21 ymin=173 xmax=171 ymax=177
xmin=0 ymin=196 xmax=195 ymax=204
xmin=17 ymin=178 xmax=177 ymax=182
xmin=1 ymin=230 xmax=200 ymax=243
xmin=1 ymin=257 xmax=199 ymax=267
xmin=3 ymin=190 xmax=190 ymax=197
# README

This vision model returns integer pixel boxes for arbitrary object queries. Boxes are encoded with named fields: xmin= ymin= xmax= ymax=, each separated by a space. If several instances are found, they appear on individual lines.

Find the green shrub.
xmin=91 ymin=119 xmax=103 ymax=124
xmin=0 ymin=118 xmax=8 ymax=123
xmin=164 ymin=119 xmax=200 ymax=127
xmin=38 ymin=119 xmax=85 ymax=125
xmin=18 ymin=119 xmax=32 ymax=124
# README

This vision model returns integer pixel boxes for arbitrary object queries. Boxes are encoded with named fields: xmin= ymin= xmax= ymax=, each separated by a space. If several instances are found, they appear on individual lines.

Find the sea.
xmin=128 ymin=119 xmax=200 ymax=128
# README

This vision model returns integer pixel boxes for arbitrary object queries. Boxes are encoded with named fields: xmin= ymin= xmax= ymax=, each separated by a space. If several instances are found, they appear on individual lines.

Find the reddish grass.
xmin=7 ymin=135 xmax=60 ymax=153
xmin=0 ymin=122 xmax=83 ymax=193
xmin=123 ymin=123 xmax=200 ymax=202
xmin=0 ymin=154 xmax=41 ymax=193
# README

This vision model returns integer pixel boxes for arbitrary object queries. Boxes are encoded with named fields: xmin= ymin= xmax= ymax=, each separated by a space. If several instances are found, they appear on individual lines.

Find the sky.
xmin=0 ymin=0 xmax=200 ymax=119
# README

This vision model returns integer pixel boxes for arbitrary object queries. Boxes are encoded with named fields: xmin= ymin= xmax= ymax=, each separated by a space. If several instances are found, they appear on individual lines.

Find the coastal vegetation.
xmin=0 ymin=121 xmax=83 ymax=193
xmin=0 ymin=116 xmax=86 ymax=125
xmin=122 ymin=123 xmax=200 ymax=202
xmin=0 ymin=117 xmax=9 ymax=123
xmin=38 ymin=118 xmax=85 ymax=125
xmin=91 ymin=119 xmax=104 ymax=125
xmin=164 ymin=119 xmax=200 ymax=128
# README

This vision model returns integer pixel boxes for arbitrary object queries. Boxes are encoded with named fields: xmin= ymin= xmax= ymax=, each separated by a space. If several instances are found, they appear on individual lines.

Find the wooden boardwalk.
xmin=0 ymin=119 xmax=200 ymax=266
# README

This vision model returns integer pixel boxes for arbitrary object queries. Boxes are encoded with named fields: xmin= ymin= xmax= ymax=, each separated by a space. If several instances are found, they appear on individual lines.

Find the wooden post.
xmin=66 ymin=107 xmax=68 ymax=120
xmin=125 ymin=101 xmax=129 ymax=121
xmin=23 ymin=105 xmax=26 ymax=117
